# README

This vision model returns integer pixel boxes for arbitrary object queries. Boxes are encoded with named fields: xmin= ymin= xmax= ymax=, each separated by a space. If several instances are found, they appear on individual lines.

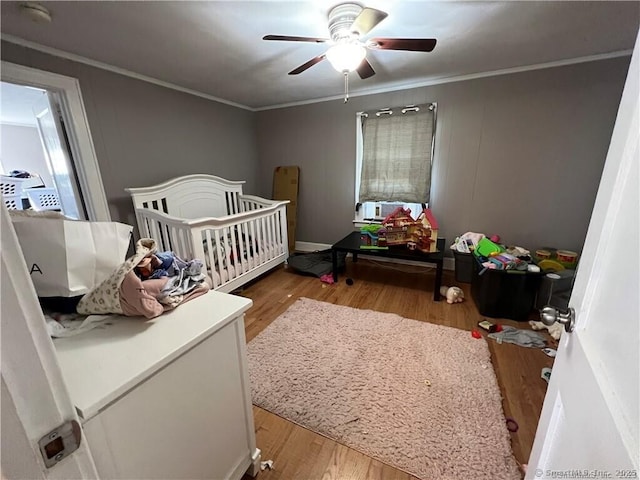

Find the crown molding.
xmin=1 ymin=34 xmax=253 ymax=111
xmin=0 ymin=120 xmax=38 ymax=128
xmin=256 ymin=49 xmax=633 ymax=111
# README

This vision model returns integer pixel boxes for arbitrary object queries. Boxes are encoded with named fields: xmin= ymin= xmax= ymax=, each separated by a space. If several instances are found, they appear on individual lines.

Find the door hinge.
xmin=38 ymin=420 xmax=81 ymax=468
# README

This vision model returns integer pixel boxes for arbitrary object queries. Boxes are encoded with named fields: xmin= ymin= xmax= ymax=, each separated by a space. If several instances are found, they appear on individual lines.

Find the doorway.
xmin=1 ymin=61 xmax=110 ymax=222
xmin=1 ymin=81 xmax=86 ymax=219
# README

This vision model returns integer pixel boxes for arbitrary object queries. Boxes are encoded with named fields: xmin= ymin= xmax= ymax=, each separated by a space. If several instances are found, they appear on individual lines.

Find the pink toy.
xmin=320 ymin=274 xmax=335 ymax=284
xmin=489 ymin=234 xmax=501 ymax=243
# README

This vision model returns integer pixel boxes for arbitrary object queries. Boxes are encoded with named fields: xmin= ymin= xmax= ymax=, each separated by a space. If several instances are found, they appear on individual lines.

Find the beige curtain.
xmin=358 ymin=107 xmax=434 ymax=203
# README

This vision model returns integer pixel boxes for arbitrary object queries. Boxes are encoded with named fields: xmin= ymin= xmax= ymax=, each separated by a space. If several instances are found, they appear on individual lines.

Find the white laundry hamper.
xmin=1 ymin=175 xmax=28 ymax=211
xmin=25 ymin=188 xmax=62 ymax=211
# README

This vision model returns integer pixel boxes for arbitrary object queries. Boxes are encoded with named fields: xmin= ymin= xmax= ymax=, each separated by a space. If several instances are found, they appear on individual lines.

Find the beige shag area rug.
xmin=247 ymin=298 xmax=521 ymax=480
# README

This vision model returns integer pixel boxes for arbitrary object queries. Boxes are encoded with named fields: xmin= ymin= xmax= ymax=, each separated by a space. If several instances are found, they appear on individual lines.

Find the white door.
xmin=0 ymin=205 xmax=98 ymax=479
xmin=527 ymin=31 xmax=639 ymax=478
xmin=33 ymin=92 xmax=84 ymax=219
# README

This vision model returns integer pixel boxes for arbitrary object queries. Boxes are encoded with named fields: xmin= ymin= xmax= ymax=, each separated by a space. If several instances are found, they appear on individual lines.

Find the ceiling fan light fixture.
xmin=263 ymin=2 xmax=436 ymax=80
xmin=326 ymin=43 xmax=366 ymax=73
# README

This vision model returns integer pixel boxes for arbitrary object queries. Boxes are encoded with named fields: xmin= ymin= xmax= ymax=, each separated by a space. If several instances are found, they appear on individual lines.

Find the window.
xmin=354 ymin=103 xmax=436 ymax=223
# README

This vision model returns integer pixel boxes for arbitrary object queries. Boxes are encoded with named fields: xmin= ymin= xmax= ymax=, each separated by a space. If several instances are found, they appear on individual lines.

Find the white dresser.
xmin=54 ymin=291 xmax=260 ymax=480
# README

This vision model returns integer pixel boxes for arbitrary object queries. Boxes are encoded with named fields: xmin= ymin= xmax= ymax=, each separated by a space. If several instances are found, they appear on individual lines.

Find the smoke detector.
xmin=19 ymin=2 xmax=52 ymax=23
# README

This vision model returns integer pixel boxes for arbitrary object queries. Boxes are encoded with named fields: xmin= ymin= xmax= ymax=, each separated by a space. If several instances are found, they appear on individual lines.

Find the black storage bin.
xmin=535 ymin=270 xmax=576 ymax=311
xmin=453 ymin=251 xmax=474 ymax=283
xmin=471 ymin=255 xmax=542 ymax=321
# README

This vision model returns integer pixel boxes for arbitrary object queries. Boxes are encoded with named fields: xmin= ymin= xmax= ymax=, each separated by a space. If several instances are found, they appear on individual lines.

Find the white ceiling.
xmin=1 ymin=1 xmax=639 ymax=110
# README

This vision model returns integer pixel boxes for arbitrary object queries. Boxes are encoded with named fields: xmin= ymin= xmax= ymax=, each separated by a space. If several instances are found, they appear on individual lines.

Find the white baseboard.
xmin=444 ymin=257 xmax=455 ymax=271
xmin=294 ymin=241 xmax=455 ymax=271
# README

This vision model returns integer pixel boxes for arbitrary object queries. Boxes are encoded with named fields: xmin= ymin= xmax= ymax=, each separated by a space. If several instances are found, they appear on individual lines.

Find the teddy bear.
xmin=440 ymin=285 xmax=465 ymax=304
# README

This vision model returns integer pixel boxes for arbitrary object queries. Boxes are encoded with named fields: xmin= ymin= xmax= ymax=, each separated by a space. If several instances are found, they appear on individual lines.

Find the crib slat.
xmin=214 ymin=229 xmax=227 ymax=284
xmin=200 ymin=230 xmax=211 ymax=288
xmin=267 ymin=213 xmax=275 ymax=260
xmin=235 ymin=223 xmax=246 ymax=272
xmin=171 ymin=225 xmax=185 ymax=259
xmin=257 ymin=217 xmax=265 ymax=261
xmin=227 ymin=225 xmax=239 ymax=275
xmin=240 ymin=221 xmax=251 ymax=270
xmin=149 ymin=219 xmax=161 ymax=247
xmin=180 ymin=227 xmax=191 ymax=259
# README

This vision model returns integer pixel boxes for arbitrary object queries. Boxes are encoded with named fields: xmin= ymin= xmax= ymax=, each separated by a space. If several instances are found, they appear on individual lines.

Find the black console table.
xmin=331 ymin=232 xmax=445 ymax=301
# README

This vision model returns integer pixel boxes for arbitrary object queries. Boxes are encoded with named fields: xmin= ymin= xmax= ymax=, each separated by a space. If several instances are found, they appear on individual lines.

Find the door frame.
xmin=1 ymin=205 xmax=99 ymax=479
xmin=1 ymin=61 xmax=110 ymax=221
xmin=527 ymin=30 xmax=639 ymax=474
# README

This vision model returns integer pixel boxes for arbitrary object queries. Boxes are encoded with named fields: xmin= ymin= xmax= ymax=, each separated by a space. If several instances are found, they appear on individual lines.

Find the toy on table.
xmin=360 ymin=224 xmax=388 ymax=250
xmin=439 ymin=285 xmax=464 ymax=304
xmin=381 ymin=206 xmax=439 ymax=253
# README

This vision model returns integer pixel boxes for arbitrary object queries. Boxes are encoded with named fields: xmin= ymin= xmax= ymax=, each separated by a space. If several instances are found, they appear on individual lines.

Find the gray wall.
xmin=256 ymin=57 xmax=630 ymax=254
xmin=1 ymin=41 xmax=259 ymax=226
xmin=2 ymin=39 xmax=629 ymax=255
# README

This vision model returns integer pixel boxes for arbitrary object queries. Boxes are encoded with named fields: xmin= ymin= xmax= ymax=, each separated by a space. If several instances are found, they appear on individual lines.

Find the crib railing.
xmin=241 ymin=195 xmax=278 ymax=211
xmin=133 ymin=208 xmax=196 ymax=260
xmin=133 ymin=198 xmax=289 ymax=291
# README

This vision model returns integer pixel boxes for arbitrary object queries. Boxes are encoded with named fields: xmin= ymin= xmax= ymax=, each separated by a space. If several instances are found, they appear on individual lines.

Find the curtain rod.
xmin=357 ymin=102 xmax=436 ymax=118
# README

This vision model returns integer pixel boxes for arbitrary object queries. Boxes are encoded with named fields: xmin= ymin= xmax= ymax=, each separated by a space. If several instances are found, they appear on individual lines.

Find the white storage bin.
xmin=0 ymin=175 xmax=27 ymax=197
xmin=2 ymin=194 xmax=24 ymax=210
xmin=25 ymin=187 xmax=62 ymax=211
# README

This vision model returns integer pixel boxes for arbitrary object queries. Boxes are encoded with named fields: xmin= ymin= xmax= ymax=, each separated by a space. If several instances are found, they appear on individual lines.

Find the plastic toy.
xmin=439 ymin=285 xmax=465 ymax=304
xmin=378 ymin=207 xmax=440 ymax=252
xmin=478 ymin=320 xmax=503 ymax=333
xmin=360 ymin=224 xmax=388 ymax=249
xmin=474 ymin=237 xmax=502 ymax=257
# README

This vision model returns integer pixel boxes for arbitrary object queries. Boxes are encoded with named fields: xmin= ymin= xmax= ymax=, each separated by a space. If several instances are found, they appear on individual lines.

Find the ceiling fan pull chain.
xmin=344 ymin=72 xmax=349 ymax=103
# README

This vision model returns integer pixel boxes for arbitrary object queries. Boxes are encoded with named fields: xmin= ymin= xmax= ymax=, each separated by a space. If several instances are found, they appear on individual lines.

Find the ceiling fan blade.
xmin=351 ymin=7 xmax=388 ymax=37
xmin=357 ymin=59 xmax=375 ymax=79
xmin=369 ymin=38 xmax=437 ymax=52
xmin=263 ymin=34 xmax=329 ymax=43
xmin=288 ymin=54 xmax=327 ymax=75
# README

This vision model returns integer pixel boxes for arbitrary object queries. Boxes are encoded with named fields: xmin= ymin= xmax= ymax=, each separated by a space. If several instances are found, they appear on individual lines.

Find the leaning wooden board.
xmin=273 ymin=166 xmax=299 ymax=253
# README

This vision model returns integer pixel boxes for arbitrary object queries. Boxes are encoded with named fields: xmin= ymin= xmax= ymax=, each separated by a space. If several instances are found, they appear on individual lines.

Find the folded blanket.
xmin=119 ymin=272 xmax=211 ymax=318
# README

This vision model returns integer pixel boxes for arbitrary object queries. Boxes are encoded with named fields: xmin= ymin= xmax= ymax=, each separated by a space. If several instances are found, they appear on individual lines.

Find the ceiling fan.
xmin=263 ymin=2 xmax=437 ymax=80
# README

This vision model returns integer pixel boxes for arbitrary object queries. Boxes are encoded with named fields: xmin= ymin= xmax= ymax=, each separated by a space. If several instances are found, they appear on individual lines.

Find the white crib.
xmin=126 ymin=174 xmax=289 ymax=293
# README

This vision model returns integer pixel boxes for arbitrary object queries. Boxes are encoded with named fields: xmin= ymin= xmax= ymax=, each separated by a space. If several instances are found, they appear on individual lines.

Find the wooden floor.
xmin=240 ymin=259 xmax=555 ymax=480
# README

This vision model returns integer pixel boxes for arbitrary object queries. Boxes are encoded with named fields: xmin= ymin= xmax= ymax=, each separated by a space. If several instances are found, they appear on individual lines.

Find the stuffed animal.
xmin=529 ymin=320 xmax=563 ymax=340
xmin=440 ymin=285 xmax=465 ymax=304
